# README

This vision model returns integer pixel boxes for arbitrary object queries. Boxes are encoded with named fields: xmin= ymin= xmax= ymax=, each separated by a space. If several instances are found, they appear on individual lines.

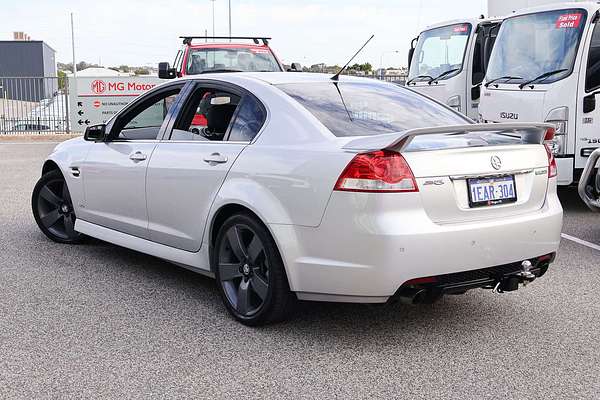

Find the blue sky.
xmin=2 ymin=0 xmax=486 ymax=68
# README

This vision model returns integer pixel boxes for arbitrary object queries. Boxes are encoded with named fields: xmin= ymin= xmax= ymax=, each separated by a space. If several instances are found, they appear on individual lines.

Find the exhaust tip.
xmin=397 ymin=288 xmax=427 ymax=305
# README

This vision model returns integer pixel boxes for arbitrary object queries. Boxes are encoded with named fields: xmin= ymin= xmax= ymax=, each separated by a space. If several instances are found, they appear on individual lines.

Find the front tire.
xmin=32 ymin=169 xmax=84 ymax=244
xmin=213 ymin=213 xmax=295 ymax=326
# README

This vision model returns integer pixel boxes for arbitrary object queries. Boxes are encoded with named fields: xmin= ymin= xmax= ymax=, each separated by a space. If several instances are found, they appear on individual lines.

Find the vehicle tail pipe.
xmin=396 ymin=288 xmax=427 ymax=305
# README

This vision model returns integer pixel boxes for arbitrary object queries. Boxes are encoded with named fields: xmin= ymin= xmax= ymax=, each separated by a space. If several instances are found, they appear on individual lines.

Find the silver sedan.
xmin=32 ymin=73 xmax=562 ymax=325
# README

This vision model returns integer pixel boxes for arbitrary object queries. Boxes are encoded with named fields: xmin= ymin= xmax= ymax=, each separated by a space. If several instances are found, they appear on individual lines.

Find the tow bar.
xmin=492 ymin=260 xmax=536 ymax=293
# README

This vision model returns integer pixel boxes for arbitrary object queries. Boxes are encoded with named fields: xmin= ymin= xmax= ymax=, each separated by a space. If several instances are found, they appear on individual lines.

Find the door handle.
xmin=129 ymin=151 xmax=147 ymax=162
xmin=203 ymin=153 xmax=228 ymax=164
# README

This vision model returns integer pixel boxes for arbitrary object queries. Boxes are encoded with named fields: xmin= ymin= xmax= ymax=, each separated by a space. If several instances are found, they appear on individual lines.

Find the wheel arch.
xmin=42 ymin=160 xmax=61 ymax=176
xmin=207 ymin=202 xmax=293 ymax=283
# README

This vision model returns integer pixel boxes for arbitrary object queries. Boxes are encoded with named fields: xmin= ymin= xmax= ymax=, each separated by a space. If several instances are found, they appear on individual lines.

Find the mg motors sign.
xmin=68 ymin=76 xmax=165 ymax=131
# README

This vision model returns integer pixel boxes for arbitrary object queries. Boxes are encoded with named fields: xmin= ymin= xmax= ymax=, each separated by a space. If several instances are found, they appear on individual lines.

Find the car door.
xmin=145 ymin=80 xmax=267 ymax=251
xmin=577 ymin=17 xmax=600 ymax=169
xmin=78 ymin=83 xmax=186 ymax=239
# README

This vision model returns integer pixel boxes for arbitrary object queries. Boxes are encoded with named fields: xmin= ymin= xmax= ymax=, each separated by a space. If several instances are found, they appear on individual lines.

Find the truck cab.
xmin=158 ymin=36 xmax=295 ymax=130
xmin=480 ymin=2 xmax=600 ymax=186
xmin=407 ymin=17 xmax=502 ymax=119
xmin=158 ymin=36 xmax=291 ymax=79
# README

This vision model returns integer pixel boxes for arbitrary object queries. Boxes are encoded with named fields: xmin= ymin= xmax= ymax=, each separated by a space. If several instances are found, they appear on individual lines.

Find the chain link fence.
xmin=0 ymin=77 xmax=69 ymax=135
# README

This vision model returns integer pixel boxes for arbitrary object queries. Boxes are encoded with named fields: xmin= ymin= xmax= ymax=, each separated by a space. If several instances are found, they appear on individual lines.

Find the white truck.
xmin=407 ymin=17 xmax=503 ymax=119
xmin=480 ymin=2 xmax=600 ymax=186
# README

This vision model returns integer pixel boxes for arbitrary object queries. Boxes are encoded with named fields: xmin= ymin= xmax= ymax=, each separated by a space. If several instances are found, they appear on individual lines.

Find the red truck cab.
xmin=158 ymin=36 xmax=300 ymax=129
xmin=159 ymin=36 xmax=298 ymax=79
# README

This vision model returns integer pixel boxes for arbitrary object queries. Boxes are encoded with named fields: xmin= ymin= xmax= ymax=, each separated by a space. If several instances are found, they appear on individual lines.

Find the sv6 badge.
xmin=500 ymin=112 xmax=519 ymax=120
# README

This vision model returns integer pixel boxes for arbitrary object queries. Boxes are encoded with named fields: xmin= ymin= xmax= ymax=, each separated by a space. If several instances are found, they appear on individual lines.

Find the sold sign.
xmin=556 ymin=13 xmax=582 ymax=29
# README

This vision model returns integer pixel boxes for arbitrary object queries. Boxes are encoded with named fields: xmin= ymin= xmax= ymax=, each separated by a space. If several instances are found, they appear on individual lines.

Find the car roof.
xmin=178 ymin=72 xmax=386 ymax=86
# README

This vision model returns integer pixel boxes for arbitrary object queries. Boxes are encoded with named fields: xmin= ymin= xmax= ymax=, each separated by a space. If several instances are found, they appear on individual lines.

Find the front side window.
xmin=586 ymin=21 xmax=600 ymax=91
xmin=487 ymin=9 xmax=587 ymax=85
xmin=185 ymin=47 xmax=281 ymax=74
xmin=277 ymin=82 xmax=468 ymax=137
xmin=113 ymin=87 xmax=181 ymax=140
xmin=408 ymin=23 xmax=472 ymax=82
xmin=171 ymin=86 xmax=241 ymax=141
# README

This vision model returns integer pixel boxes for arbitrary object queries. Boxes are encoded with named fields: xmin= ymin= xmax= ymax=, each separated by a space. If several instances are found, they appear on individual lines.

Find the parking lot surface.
xmin=1 ymin=142 xmax=599 ymax=399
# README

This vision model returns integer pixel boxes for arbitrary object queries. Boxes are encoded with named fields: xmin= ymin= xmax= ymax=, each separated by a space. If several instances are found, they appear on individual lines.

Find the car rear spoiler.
xmin=342 ymin=123 xmax=554 ymax=153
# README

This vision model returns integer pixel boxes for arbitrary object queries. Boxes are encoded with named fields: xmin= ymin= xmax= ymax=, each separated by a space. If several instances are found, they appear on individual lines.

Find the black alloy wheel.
xmin=32 ymin=170 xmax=83 ymax=244
xmin=214 ymin=213 xmax=295 ymax=325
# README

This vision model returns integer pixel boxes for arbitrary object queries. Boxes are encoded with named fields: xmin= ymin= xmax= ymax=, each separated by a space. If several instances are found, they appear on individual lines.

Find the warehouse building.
xmin=0 ymin=33 xmax=57 ymax=102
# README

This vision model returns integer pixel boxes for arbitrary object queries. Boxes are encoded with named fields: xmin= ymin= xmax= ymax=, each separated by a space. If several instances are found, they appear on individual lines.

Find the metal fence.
xmin=0 ymin=77 xmax=69 ymax=135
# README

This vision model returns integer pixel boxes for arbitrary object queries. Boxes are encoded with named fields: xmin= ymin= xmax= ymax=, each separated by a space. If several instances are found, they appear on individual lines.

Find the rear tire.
xmin=213 ymin=213 xmax=295 ymax=326
xmin=32 ymin=169 xmax=84 ymax=244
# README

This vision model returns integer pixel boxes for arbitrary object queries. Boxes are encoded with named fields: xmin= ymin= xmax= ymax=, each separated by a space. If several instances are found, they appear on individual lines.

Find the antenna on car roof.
xmin=331 ymin=34 xmax=374 ymax=81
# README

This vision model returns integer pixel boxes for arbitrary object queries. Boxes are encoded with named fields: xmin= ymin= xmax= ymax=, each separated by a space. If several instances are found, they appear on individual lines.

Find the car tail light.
xmin=334 ymin=150 xmax=418 ymax=192
xmin=544 ymin=128 xmax=558 ymax=178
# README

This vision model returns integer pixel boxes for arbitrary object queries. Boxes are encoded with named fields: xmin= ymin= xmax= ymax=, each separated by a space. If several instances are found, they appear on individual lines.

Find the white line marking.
xmin=561 ymin=233 xmax=600 ymax=252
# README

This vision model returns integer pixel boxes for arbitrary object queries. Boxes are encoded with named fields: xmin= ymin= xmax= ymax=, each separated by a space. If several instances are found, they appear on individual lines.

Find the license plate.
xmin=467 ymin=175 xmax=517 ymax=208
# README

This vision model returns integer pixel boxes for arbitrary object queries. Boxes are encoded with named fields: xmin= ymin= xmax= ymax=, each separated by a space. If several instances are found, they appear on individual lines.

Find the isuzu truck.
xmin=480 ymin=2 xmax=600 ymax=185
xmin=407 ymin=17 xmax=502 ymax=119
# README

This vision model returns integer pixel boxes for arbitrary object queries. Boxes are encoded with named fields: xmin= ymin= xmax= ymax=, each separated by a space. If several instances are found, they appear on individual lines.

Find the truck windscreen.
xmin=408 ymin=23 xmax=472 ymax=82
xmin=186 ymin=47 xmax=281 ymax=74
xmin=486 ymin=9 xmax=587 ymax=85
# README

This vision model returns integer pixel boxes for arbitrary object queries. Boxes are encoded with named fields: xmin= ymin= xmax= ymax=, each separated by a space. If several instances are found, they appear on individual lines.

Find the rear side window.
xmin=228 ymin=97 xmax=266 ymax=142
xmin=277 ymin=81 xmax=469 ymax=137
xmin=586 ymin=22 xmax=600 ymax=91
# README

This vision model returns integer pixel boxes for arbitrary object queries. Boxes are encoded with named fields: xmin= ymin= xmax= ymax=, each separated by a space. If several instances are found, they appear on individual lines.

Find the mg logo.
xmin=491 ymin=156 xmax=502 ymax=170
xmin=90 ymin=80 xmax=106 ymax=94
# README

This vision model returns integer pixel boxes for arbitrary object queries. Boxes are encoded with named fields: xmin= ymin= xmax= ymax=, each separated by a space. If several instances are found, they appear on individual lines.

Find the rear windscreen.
xmin=277 ymin=81 xmax=469 ymax=137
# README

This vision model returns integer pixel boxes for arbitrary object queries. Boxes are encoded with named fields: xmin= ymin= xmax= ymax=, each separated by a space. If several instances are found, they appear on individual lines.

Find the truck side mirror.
xmin=408 ymin=37 xmax=418 ymax=68
xmin=84 ymin=124 xmax=106 ymax=141
xmin=583 ymin=92 xmax=598 ymax=114
xmin=158 ymin=62 xmax=177 ymax=79
xmin=288 ymin=62 xmax=302 ymax=72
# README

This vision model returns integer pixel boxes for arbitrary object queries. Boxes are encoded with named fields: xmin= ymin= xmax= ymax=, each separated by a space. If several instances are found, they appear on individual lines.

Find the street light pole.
xmin=210 ymin=0 xmax=216 ymax=38
xmin=228 ymin=0 xmax=232 ymax=42
xmin=70 ymin=13 xmax=77 ymax=77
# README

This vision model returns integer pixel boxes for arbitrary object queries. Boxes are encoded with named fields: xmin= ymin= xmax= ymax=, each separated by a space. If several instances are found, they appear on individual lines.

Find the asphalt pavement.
xmin=1 ymin=142 xmax=599 ymax=399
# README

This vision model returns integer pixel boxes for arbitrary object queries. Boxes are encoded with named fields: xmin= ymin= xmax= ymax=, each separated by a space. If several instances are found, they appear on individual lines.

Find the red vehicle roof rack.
xmin=179 ymin=36 xmax=272 ymax=45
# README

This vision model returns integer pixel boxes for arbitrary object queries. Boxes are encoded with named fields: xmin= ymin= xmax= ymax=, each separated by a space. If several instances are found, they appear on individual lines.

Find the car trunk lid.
xmin=342 ymin=123 xmax=553 ymax=223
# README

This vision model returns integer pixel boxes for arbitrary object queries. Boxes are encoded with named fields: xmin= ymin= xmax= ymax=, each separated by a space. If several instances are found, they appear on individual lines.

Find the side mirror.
xmin=288 ymin=62 xmax=302 ymax=72
xmin=408 ymin=37 xmax=418 ymax=68
xmin=158 ymin=62 xmax=177 ymax=79
xmin=583 ymin=92 xmax=598 ymax=114
xmin=471 ymin=84 xmax=481 ymax=101
xmin=408 ymin=48 xmax=415 ymax=68
xmin=84 ymin=124 xmax=106 ymax=141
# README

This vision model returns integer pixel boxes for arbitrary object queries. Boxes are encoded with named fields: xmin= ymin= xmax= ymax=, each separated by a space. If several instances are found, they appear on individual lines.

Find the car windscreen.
xmin=486 ymin=9 xmax=587 ymax=85
xmin=186 ymin=47 xmax=281 ymax=74
xmin=408 ymin=23 xmax=472 ymax=82
xmin=276 ymin=81 xmax=469 ymax=137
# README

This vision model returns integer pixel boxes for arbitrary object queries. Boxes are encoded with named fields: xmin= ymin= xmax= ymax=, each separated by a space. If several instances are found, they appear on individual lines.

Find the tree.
xmin=119 ymin=65 xmax=130 ymax=73
xmin=133 ymin=68 xmax=149 ymax=75
xmin=359 ymin=62 xmax=372 ymax=72
xmin=57 ymin=70 xmax=67 ymax=90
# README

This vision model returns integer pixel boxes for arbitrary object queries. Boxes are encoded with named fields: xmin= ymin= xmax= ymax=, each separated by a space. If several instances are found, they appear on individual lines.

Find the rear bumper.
xmin=270 ymin=182 xmax=563 ymax=302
